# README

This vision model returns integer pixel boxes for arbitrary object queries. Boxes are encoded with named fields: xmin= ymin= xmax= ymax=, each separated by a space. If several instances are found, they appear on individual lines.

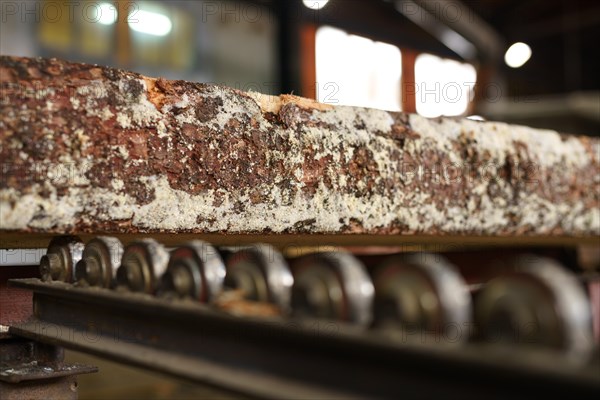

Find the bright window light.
xmin=303 ymin=0 xmax=330 ymax=10
xmin=316 ymin=26 xmax=402 ymax=111
xmin=128 ymin=9 xmax=172 ymax=37
xmin=467 ymin=115 xmax=485 ymax=121
xmin=415 ymin=53 xmax=476 ymax=118
xmin=504 ymin=42 xmax=532 ymax=68
xmin=96 ymin=3 xmax=118 ymax=25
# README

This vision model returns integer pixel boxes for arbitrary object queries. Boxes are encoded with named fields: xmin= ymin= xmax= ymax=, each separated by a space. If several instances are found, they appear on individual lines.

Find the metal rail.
xmin=2 ymin=232 xmax=598 ymax=250
xmin=8 ymin=279 xmax=600 ymax=399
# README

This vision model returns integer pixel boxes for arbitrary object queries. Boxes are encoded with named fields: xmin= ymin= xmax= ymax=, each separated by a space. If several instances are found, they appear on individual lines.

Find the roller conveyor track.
xmin=6 ymin=235 xmax=600 ymax=398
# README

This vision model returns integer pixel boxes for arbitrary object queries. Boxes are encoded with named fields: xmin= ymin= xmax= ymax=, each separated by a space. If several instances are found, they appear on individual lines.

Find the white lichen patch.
xmin=2 ymin=168 xmax=599 ymax=235
xmin=98 ymin=106 xmax=114 ymax=121
xmin=214 ymin=88 xmax=261 ymax=131
xmin=76 ymin=81 xmax=109 ymax=98
xmin=409 ymin=114 xmax=594 ymax=169
xmin=112 ymin=179 xmax=125 ymax=191
xmin=116 ymin=113 xmax=132 ymax=128
xmin=0 ymin=190 xmax=39 ymax=229
xmin=319 ymin=105 xmax=395 ymax=138
xmin=128 ymin=93 xmax=162 ymax=127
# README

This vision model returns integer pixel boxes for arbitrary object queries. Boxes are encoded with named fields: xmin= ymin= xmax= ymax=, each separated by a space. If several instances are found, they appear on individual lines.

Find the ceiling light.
xmin=97 ymin=3 xmax=117 ymax=25
xmin=302 ymin=0 xmax=330 ymax=10
xmin=504 ymin=42 xmax=532 ymax=68
xmin=128 ymin=10 xmax=172 ymax=37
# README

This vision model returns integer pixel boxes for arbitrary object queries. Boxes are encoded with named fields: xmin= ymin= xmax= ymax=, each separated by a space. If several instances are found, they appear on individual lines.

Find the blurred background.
xmin=1 ymin=0 xmax=599 ymax=135
xmin=0 ymin=0 xmax=599 ymax=397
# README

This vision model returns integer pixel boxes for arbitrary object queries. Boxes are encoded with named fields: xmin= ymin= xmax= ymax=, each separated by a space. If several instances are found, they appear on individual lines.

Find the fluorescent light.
xmin=97 ymin=3 xmax=117 ymax=25
xmin=504 ymin=42 xmax=531 ymax=68
xmin=303 ymin=0 xmax=330 ymax=10
xmin=128 ymin=9 xmax=172 ymax=37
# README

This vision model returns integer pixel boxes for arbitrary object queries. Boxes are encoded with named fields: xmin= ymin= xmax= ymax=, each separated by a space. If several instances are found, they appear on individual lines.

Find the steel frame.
xmin=8 ymin=278 xmax=600 ymax=399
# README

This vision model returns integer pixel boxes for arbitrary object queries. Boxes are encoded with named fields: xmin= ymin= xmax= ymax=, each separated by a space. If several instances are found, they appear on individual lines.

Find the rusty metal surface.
xmin=0 ymin=375 xmax=79 ymax=400
xmin=0 ymin=362 xmax=96 ymax=384
xmin=0 ymin=336 xmax=97 ymax=399
xmin=0 ymin=337 xmax=97 ymax=383
xmin=8 ymin=278 xmax=600 ymax=399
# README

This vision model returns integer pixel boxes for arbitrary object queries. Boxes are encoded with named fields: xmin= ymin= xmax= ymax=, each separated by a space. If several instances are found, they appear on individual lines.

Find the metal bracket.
xmin=0 ymin=332 xmax=97 ymax=400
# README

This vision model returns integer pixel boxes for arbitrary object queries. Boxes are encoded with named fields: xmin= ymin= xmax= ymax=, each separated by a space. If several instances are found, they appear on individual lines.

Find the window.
xmin=414 ymin=53 xmax=476 ymax=118
xmin=315 ymin=26 xmax=402 ymax=111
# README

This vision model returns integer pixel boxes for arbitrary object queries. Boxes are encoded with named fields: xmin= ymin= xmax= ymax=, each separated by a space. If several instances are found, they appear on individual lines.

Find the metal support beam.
xmin=396 ymin=0 xmax=505 ymax=63
xmin=7 ymin=279 xmax=600 ymax=399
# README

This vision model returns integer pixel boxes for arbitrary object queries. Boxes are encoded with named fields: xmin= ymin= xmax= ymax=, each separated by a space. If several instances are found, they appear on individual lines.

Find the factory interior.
xmin=1 ymin=0 xmax=599 ymax=399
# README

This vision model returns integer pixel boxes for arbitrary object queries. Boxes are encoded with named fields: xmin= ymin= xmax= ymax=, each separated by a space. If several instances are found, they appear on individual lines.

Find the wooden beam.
xmin=401 ymin=49 xmax=417 ymax=113
xmin=300 ymin=23 xmax=318 ymax=99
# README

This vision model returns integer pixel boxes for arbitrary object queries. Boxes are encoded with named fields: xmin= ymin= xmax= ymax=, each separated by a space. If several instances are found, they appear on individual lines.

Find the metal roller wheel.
xmin=116 ymin=239 xmax=169 ymax=294
xmin=475 ymin=255 xmax=593 ymax=358
xmin=291 ymin=251 xmax=374 ymax=326
xmin=40 ymin=236 xmax=84 ymax=283
xmin=160 ymin=241 xmax=226 ymax=302
xmin=224 ymin=244 xmax=293 ymax=310
xmin=372 ymin=253 xmax=472 ymax=338
xmin=75 ymin=237 xmax=123 ymax=288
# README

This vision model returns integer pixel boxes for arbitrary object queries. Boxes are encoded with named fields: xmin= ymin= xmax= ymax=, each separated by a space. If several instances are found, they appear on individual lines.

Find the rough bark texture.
xmin=1 ymin=56 xmax=598 ymax=236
